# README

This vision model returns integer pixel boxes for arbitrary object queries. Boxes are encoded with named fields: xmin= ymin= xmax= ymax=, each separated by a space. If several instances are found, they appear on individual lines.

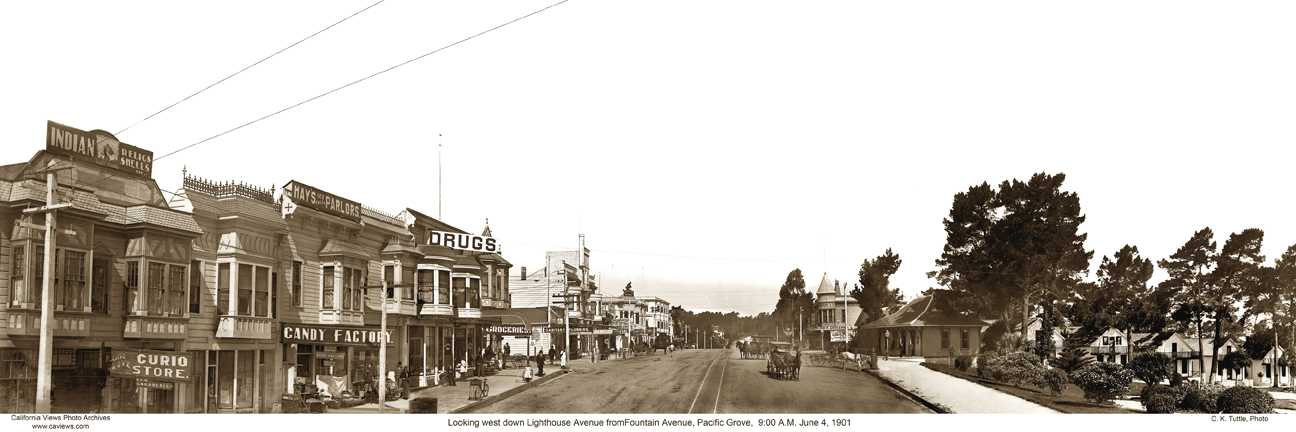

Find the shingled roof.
xmin=858 ymin=290 xmax=987 ymax=329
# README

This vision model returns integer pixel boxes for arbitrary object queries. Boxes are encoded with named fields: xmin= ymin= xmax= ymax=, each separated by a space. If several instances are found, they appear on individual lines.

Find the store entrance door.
xmin=142 ymin=387 xmax=174 ymax=414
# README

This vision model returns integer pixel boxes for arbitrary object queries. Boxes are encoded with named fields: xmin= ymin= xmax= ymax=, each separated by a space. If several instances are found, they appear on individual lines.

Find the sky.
xmin=2 ymin=1 xmax=1294 ymax=318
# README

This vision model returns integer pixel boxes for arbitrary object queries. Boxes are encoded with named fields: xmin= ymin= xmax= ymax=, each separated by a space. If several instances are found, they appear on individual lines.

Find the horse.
xmin=790 ymin=350 xmax=801 ymax=381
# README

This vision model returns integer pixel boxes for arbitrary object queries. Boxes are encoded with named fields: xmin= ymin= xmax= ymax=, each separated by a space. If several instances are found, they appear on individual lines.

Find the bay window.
xmin=403 ymin=267 xmax=415 ymax=301
xmin=469 ymin=278 xmax=480 ymax=308
xmin=254 ymin=266 xmax=269 ymax=317
xmin=217 ymin=262 xmax=273 ymax=317
xmin=438 ymin=270 xmax=450 ymax=305
xmin=125 ymin=261 xmax=140 ymax=313
xmin=237 ymin=264 xmax=252 ymax=315
xmin=61 ymin=250 xmax=85 ymax=311
xmin=91 ymin=258 xmax=107 ymax=314
xmin=453 ymin=277 xmax=466 ymax=308
xmin=189 ymin=261 xmax=202 ymax=314
xmin=217 ymin=263 xmax=230 ymax=315
xmin=350 ymin=267 xmax=361 ymax=310
xmin=147 ymin=263 xmax=166 ymax=314
xmin=169 ymin=264 xmax=185 ymax=316
xmin=321 ymin=266 xmax=335 ymax=309
xmin=383 ymin=266 xmax=395 ymax=299
xmin=9 ymin=246 xmax=24 ymax=307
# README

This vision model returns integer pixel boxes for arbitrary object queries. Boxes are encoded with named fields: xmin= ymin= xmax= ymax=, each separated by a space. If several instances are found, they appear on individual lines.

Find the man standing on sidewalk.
xmin=397 ymin=362 xmax=410 ymax=399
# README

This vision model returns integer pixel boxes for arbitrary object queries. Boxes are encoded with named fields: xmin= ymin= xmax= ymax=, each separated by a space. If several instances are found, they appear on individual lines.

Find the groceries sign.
xmin=108 ymin=348 xmax=194 ymax=382
xmin=282 ymin=180 xmax=362 ymax=222
xmin=46 ymin=121 xmax=153 ymax=178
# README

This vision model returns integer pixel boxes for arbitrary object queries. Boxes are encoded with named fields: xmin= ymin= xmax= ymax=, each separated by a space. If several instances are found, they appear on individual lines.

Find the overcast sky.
xmin=2 ymin=1 xmax=1293 ymax=318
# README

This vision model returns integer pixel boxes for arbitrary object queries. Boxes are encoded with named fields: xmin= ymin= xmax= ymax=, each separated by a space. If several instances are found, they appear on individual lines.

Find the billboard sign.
xmin=46 ymin=121 xmax=153 ymax=178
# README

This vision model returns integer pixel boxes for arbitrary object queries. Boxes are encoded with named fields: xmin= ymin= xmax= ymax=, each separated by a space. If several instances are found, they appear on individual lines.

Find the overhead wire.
xmin=58 ymin=0 xmax=573 ymax=222
xmin=115 ymin=0 xmax=387 ymax=136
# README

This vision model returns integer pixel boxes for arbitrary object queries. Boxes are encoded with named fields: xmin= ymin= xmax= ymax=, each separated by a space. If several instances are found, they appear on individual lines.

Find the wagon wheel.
xmin=809 ymin=354 xmax=824 ymax=367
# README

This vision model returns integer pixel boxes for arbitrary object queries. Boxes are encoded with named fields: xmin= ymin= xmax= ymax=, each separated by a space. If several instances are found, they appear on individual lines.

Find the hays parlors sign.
xmin=281 ymin=323 xmax=394 ymax=347
xmin=46 ymin=121 xmax=153 ymax=178
xmin=281 ymin=180 xmax=362 ymax=222
xmin=108 ymin=348 xmax=195 ymax=382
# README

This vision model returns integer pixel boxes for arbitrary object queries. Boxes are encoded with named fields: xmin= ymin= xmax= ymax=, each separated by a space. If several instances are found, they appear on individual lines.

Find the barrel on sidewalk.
xmin=409 ymin=397 xmax=437 ymax=413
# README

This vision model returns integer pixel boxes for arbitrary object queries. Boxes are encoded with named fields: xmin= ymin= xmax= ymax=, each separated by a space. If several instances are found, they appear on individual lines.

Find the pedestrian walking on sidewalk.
xmin=549 ymin=345 xmax=557 ymax=362
xmin=503 ymin=343 xmax=512 ymax=368
xmin=535 ymin=352 xmax=546 ymax=376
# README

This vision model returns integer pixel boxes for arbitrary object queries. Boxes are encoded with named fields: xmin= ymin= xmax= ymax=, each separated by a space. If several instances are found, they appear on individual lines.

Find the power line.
xmin=115 ymin=0 xmax=387 ymax=136
xmin=70 ymin=0 xmax=569 ymax=198
xmin=152 ymin=0 xmax=570 ymax=162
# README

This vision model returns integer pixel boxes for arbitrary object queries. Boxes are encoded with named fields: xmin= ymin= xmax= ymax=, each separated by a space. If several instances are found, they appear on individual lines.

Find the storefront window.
xmin=438 ymin=270 xmax=450 ymax=305
xmin=217 ymin=263 xmax=230 ymax=315
xmin=0 ymin=349 xmax=38 ymax=413
xmin=322 ymin=266 xmax=335 ymax=309
xmin=217 ymin=351 xmax=234 ymax=409
xmin=236 ymin=352 xmax=253 ymax=409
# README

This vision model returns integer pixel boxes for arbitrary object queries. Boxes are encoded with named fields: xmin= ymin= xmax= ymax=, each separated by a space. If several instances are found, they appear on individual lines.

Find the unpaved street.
xmin=476 ymin=348 xmax=930 ymax=414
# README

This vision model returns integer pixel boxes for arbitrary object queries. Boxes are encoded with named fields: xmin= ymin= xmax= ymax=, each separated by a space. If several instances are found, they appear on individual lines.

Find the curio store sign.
xmin=281 ymin=323 xmax=394 ymax=347
xmin=108 ymin=348 xmax=194 ymax=382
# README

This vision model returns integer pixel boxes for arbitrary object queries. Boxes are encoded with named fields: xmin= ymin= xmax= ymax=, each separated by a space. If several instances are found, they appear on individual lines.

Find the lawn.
xmin=921 ymin=362 xmax=1142 ymax=414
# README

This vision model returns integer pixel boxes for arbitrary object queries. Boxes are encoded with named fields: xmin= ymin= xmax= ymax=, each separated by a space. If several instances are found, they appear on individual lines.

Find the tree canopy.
xmin=932 ymin=172 xmax=1091 ymax=342
xmin=851 ymin=248 xmax=905 ymax=325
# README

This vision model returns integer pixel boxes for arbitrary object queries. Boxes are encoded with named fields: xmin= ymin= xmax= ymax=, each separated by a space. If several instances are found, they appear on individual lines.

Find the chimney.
xmin=520 ymin=266 xmax=526 ymax=279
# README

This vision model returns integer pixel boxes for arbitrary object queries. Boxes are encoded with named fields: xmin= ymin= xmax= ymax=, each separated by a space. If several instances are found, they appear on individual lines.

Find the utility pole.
xmin=563 ymin=260 xmax=571 ymax=366
xmin=25 ymin=160 xmax=73 ymax=414
xmin=360 ymin=279 xmax=408 ymax=413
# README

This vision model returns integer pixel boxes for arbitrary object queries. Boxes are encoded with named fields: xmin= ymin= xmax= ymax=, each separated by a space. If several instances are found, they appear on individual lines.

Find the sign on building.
xmin=281 ymin=180 xmax=363 ymax=222
xmin=426 ymin=230 xmax=498 ymax=253
xmin=45 ymin=121 xmax=153 ymax=178
xmin=108 ymin=348 xmax=194 ymax=382
xmin=281 ymin=323 xmax=394 ymax=346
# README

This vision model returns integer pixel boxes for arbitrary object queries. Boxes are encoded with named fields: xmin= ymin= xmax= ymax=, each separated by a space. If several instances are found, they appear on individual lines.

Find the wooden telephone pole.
xmin=359 ymin=280 xmax=410 ymax=413
xmin=24 ymin=160 xmax=74 ymax=413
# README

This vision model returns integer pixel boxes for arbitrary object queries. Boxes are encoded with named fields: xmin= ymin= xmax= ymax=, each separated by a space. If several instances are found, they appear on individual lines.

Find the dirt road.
xmin=476 ymin=348 xmax=930 ymax=414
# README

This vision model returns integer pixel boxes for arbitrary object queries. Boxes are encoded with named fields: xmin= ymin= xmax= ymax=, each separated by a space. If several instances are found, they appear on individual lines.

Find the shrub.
xmin=1179 ymin=382 xmax=1226 ymax=413
xmin=975 ymin=353 xmax=997 ymax=378
xmin=1129 ymin=352 xmax=1174 ymax=386
xmin=1216 ymin=386 xmax=1275 ymax=414
xmin=1167 ymin=371 xmax=1184 ymax=388
xmin=1039 ymin=368 xmax=1069 ymax=397
xmin=996 ymin=351 xmax=1044 ymax=388
xmin=954 ymin=355 xmax=974 ymax=372
xmin=1072 ymin=362 xmax=1135 ymax=404
xmin=1144 ymin=392 xmax=1179 ymax=414
xmin=1140 ymin=384 xmax=1186 ymax=413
